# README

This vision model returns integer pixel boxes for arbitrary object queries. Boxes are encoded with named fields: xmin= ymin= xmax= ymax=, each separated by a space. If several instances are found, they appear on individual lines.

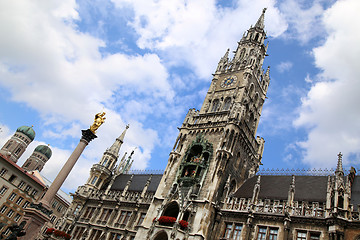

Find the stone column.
xmin=41 ymin=129 xmax=97 ymax=207
xmin=19 ymin=129 xmax=97 ymax=240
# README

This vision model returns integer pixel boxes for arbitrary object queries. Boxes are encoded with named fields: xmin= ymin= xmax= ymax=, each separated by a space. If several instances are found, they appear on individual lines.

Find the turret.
xmin=0 ymin=125 xmax=35 ymax=163
xmin=22 ymin=145 xmax=52 ymax=172
xmin=85 ymin=125 xmax=129 ymax=190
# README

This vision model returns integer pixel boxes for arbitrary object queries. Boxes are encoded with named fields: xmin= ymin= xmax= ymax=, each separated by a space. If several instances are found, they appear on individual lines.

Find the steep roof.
xmin=351 ymin=176 xmax=360 ymax=210
xmin=233 ymin=175 xmax=328 ymax=202
xmin=0 ymin=153 xmax=45 ymax=187
xmin=110 ymin=174 xmax=162 ymax=192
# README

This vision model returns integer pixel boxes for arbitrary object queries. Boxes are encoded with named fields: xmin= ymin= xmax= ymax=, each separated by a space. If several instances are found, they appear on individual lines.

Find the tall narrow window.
xmin=223 ymin=97 xmax=231 ymax=111
xmin=257 ymin=227 xmax=267 ymax=240
xmin=269 ymin=228 xmax=278 ymax=240
xmin=211 ymin=99 xmax=220 ymax=112
xmin=0 ymin=168 xmax=7 ymax=177
xmin=223 ymin=223 xmax=232 ymax=238
xmin=91 ymin=176 xmax=98 ymax=185
xmin=233 ymin=224 xmax=242 ymax=240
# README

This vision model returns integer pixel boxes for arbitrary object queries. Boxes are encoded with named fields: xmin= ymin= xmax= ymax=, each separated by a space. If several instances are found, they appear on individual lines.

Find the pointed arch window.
xmin=223 ymin=97 xmax=231 ymax=111
xmin=211 ymin=99 xmax=220 ymax=112
xmin=102 ymin=157 xmax=109 ymax=166
xmin=239 ymin=48 xmax=246 ymax=60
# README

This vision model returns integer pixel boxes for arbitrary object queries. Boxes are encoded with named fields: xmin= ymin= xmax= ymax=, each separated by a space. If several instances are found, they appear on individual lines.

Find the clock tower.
xmin=136 ymin=9 xmax=270 ymax=240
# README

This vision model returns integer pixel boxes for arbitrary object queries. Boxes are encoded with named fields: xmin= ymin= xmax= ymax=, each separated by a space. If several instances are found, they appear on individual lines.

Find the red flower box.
xmin=45 ymin=228 xmax=55 ymax=234
xmin=45 ymin=228 xmax=71 ymax=240
xmin=179 ymin=220 xmax=188 ymax=229
xmin=158 ymin=216 xmax=176 ymax=226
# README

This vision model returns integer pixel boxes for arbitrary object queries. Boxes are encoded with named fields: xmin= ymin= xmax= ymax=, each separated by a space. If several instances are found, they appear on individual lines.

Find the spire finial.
xmin=336 ymin=152 xmax=343 ymax=172
xmin=254 ymin=8 xmax=267 ymax=29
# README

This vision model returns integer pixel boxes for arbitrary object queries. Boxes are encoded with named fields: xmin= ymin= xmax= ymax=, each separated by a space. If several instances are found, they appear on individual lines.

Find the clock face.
xmin=220 ymin=75 xmax=237 ymax=88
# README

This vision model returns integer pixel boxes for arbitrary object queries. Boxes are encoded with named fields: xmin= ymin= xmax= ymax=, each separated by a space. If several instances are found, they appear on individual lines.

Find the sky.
xmin=0 ymin=0 xmax=360 ymax=194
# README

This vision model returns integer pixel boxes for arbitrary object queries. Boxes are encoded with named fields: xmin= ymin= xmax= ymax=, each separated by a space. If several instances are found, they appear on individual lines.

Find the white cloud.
xmin=112 ymin=0 xmax=288 ymax=78
xmin=276 ymin=61 xmax=293 ymax=73
xmin=294 ymin=0 xmax=360 ymax=169
xmin=0 ymin=0 xmax=177 ymax=179
xmin=279 ymin=0 xmax=326 ymax=44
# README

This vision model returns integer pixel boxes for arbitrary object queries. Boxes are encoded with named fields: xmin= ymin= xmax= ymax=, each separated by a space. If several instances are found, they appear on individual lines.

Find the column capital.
xmin=81 ymin=129 xmax=97 ymax=143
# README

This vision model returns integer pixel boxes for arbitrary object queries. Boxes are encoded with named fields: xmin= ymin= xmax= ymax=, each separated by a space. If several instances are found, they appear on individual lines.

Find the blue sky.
xmin=0 ymin=0 xmax=359 ymax=193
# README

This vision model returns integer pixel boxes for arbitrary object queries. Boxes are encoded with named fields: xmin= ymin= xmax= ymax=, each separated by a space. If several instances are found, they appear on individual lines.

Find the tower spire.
xmin=336 ymin=152 xmax=343 ymax=175
xmin=108 ymin=124 xmax=129 ymax=157
xmin=254 ymin=8 xmax=266 ymax=29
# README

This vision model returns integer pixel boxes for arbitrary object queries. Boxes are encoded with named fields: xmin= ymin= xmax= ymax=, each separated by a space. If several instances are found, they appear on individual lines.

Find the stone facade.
xmin=50 ymin=9 xmax=360 ymax=240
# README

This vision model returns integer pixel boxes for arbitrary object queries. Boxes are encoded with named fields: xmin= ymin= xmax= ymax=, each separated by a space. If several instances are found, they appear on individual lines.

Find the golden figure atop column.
xmin=90 ymin=112 xmax=106 ymax=134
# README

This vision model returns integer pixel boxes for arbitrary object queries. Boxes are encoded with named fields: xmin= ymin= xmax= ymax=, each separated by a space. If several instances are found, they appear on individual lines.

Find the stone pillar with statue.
xmin=19 ymin=112 xmax=106 ymax=240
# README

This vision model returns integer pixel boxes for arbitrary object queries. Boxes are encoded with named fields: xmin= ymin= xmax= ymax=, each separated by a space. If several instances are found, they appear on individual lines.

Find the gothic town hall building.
xmin=60 ymin=10 xmax=360 ymax=240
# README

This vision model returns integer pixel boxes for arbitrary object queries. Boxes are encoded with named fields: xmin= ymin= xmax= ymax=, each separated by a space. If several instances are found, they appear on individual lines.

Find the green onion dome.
xmin=34 ymin=145 xmax=52 ymax=159
xmin=16 ymin=126 xmax=35 ymax=141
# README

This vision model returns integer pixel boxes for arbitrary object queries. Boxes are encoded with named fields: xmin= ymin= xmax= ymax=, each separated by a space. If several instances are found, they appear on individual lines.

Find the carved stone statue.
xmin=90 ymin=112 xmax=106 ymax=133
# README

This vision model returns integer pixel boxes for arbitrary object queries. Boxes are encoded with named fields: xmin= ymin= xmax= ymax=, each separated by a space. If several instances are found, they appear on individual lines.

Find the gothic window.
xmin=239 ymin=48 xmax=246 ymax=59
xmin=91 ymin=176 xmax=98 ymax=185
xmin=223 ymin=223 xmax=232 ymax=238
xmin=182 ymin=210 xmax=190 ymax=221
xmin=153 ymin=231 xmax=168 ymax=240
xmin=162 ymin=202 xmax=179 ymax=219
xmin=137 ymin=213 xmax=146 ymax=226
xmin=256 ymin=226 xmax=278 ymax=240
xmin=106 ymin=160 xmax=112 ymax=168
xmin=296 ymin=231 xmax=320 ymax=240
xmin=223 ymin=97 xmax=231 ymax=111
xmin=102 ymin=157 xmax=108 ymax=166
xmin=118 ymin=211 xmax=132 ymax=225
xmin=73 ymin=204 xmax=81 ymax=215
xmin=223 ymin=223 xmax=243 ymax=239
xmin=255 ymin=33 xmax=259 ymax=41
xmin=211 ymin=99 xmax=220 ymax=112
xmin=229 ymin=180 xmax=236 ymax=194
xmin=95 ymin=177 xmax=102 ymax=187
xmin=249 ymin=49 xmax=255 ymax=56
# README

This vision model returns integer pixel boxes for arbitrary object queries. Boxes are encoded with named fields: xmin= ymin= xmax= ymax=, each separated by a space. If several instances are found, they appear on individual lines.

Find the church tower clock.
xmin=136 ymin=9 xmax=270 ymax=240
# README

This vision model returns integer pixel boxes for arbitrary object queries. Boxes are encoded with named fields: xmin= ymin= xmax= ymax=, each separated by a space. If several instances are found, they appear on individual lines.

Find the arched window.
xmin=5 ymin=142 xmax=12 ymax=149
xmin=211 ymin=99 xmax=220 ymax=112
xmin=153 ymin=231 xmax=168 ymax=240
xmin=239 ymin=48 xmax=246 ymax=59
xmin=14 ymin=148 xmax=22 ymax=155
xmin=163 ymin=202 xmax=179 ymax=219
xmin=255 ymin=33 xmax=259 ymax=41
xmin=223 ymin=97 xmax=231 ymax=111
xmin=229 ymin=180 xmax=236 ymax=193
xmin=102 ymin=157 xmax=108 ymax=166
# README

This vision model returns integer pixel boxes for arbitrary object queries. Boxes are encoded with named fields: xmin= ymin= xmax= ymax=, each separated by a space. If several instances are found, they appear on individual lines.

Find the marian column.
xmin=20 ymin=112 xmax=106 ymax=240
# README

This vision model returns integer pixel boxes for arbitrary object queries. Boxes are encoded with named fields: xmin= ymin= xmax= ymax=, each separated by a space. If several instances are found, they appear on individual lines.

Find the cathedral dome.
xmin=16 ymin=126 xmax=35 ymax=140
xmin=34 ymin=145 xmax=52 ymax=159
